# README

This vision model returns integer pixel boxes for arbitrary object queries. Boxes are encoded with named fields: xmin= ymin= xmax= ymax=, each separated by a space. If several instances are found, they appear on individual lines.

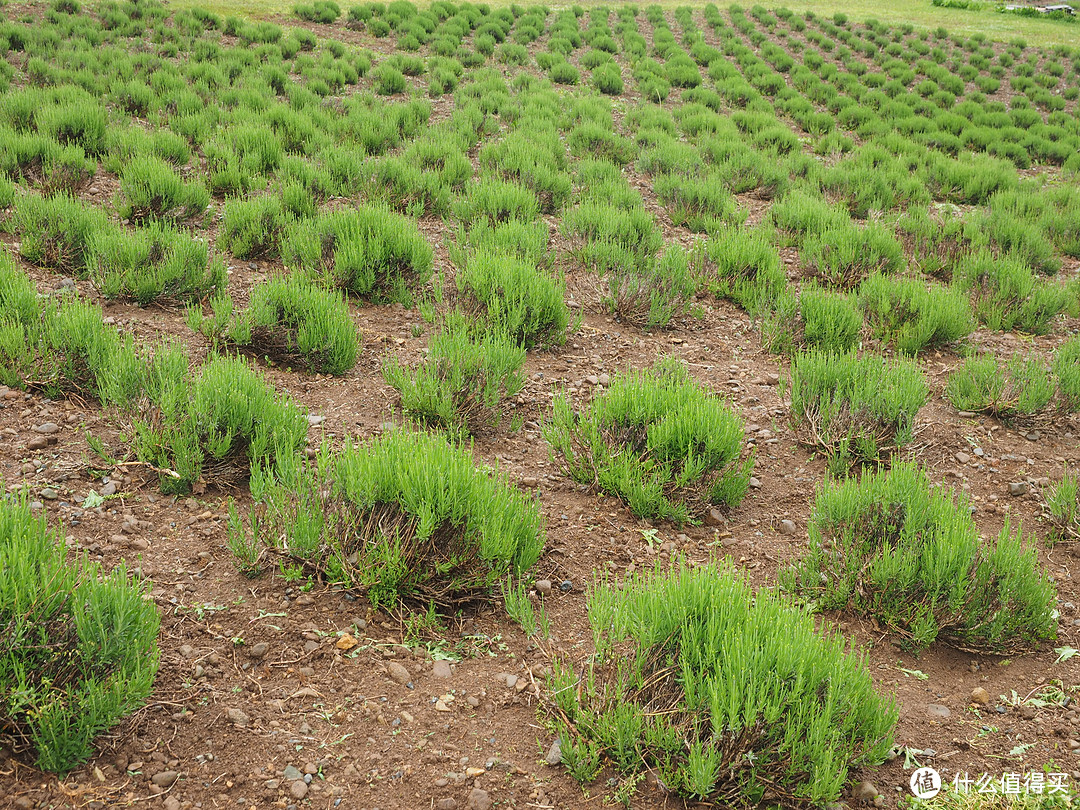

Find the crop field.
xmin=1 ymin=0 xmax=1080 ymax=808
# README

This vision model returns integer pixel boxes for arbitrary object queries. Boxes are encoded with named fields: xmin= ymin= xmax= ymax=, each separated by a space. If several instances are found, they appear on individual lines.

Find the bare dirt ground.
xmin=1 ymin=4 xmax=1079 ymax=810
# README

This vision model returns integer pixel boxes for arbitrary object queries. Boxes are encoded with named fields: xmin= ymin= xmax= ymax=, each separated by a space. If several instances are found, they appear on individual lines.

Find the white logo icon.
xmin=911 ymin=767 xmax=942 ymax=799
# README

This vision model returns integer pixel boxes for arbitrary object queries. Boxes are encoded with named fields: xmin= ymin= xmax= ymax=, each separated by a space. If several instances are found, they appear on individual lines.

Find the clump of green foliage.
xmin=945 ymin=353 xmax=1055 ymax=419
xmin=187 ymin=275 xmax=359 ymax=375
xmin=133 ymin=352 xmax=308 ymax=494
xmin=955 ymin=251 xmax=1070 ymax=335
xmin=550 ymin=560 xmax=896 ymax=805
xmin=456 ymin=249 xmax=568 ymax=348
xmin=228 ymin=429 xmax=544 ymax=608
xmin=764 ymin=286 xmax=863 ymax=355
xmin=1053 ymin=335 xmax=1080 ymax=412
xmin=117 ymin=154 xmax=209 ymax=223
xmin=702 ymin=224 xmax=785 ymax=315
xmin=802 ymin=222 xmax=903 ymax=289
xmin=782 ymin=462 xmax=1057 ymax=652
xmin=1045 ymin=469 xmax=1079 ymax=543
xmin=383 ymin=314 xmax=525 ymax=437
xmin=606 ymin=244 xmax=696 ymax=330
xmin=545 ymin=359 xmax=753 ymax=525
xmin=220 ymin=195 xmax=291 ymax=260
xmin=281 ymin=205 xmax=434 ymax=305
xmin=87 ymin=223 xmax=224 ymax=305
xmin=789 ymin=351 xmax=929 ymax=472
xmin=0 ymin=495 xmax=159 ymax=774
xmin=10 ymin=192 xmax=109 ymax=276
xmin=0 ymin=258 xmax=144 ymax=407
xmin=860 ymin=273 xmax=974 ymax=355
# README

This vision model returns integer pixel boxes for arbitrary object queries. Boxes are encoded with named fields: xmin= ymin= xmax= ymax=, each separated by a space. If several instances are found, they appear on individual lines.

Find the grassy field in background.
xmin=165 ymin=0 xmax=1080 ymax=48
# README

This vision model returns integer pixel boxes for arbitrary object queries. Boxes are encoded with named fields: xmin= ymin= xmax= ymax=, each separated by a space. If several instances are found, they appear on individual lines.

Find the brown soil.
xmin=1 ymin=5 xmax=1080 ymax=810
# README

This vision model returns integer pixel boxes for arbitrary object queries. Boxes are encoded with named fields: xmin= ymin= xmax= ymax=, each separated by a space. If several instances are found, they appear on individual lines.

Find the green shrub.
xmin=1045 ymin=469 xmax=1079 ymax=542
xmin=782 ymin=462 xmax=1057 ymax=652
xmin=703 ymin=224 xmax=785 ymax=315
xmin=456 ymin=249 xmax=568 ymax=348
xmin=592 ymin=63 xmax=624 ymax=95
xmin=606 ymin=244 xmax=696 ymax=330
xmin=801 ymin=222 xmax=904 ymax=289
xmin=789 ymin=350 xmax=929 ymax=471
xmin=1054 ymin=336 xmax=1080 ymax=412
xmin=10 ymin=192 xmax=109 ymax=275
xmin=955 ymin=251 xmax=1070 ymax=335
xmin=945 ymin=353 xmax=1055 ymax=418
xmin=860 ymin=273 xmax=974 ymax=355
xmin=281 ymin=204 xmax=433 ymax=305
xmin=567 ymin=124 xmax=635 ymax=165
xmin=229 ymin=428 xmax=544 ymax=608
xmin=372 ymin=63 xmax=407 ymax=94
xmin=294 ymin=0 xmax=340 ymax=22
xmin=764 ymin=286 xmax=863 ymax=355
xmin=189 ymin=275 xmax=358 ymax=375
xmin=35 ymin=99 xmax=107 ymax=156
xmin=118 ymin=154 xmax=209 ymax=223
xmin=383 ymin=314 xmax=525 ymax=437
xmin=455 ymin=175 xmax=541 ymax=224
xmin=654 ymin=171 xmax=739 ymax=232
xmin=550 ymin=61 xmax=579 ymax=85
xmin=87 ymin=223 xmax=224 ymax=305
xmin=134 ymin=353 xmax=308 ymax=494
xmin=454 ymin=218 xmax=550 ymax=268
xmin=220 ymin=194 xmax=290 ymax=260
xmin=544 ymin=359 xmax=753 ymax=525
xmin=563 ymin=202 xmax=663 ymax=269
xmin=551 ymin=560 xmax=896 ymax=805
xmin=0 ymin=496 xmax=159 ymax=774
xmin=769 ymin=187 xmax=850 ymax=242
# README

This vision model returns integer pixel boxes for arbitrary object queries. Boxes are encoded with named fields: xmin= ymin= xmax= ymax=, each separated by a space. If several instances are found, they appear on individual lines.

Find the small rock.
xmin=1009 ymin=482 xmax=1029 ymax=497
xmin=955 ymin=452 xmax=970 ymax=464
xmin=765 ymin=373 xmax=780 ymax=385
xmin=248 ymin=642 xmax=269 ymax=659
xmin=164 ymin=797 xmax=181 ymax=810
xmin=101 ymin=481 xmax=117 ymax=497
xmin=926 ymin=703 xmax=951 ymax=719
xmin=386 ymin=661 xmax=412 ymax=686
xmin=335 ymin=633 xmax=358 ymax=651
xmin=290 ymin=780 xmax=309 ymax=800
xmin=437 ymin=800 xmax=458 ymax=810
xmin=179 ymin=644 xmax=195 ymax=659
xmin=704 ymin=508 xmax=726 ymax=527
xmin=151 ymin=771 xmax=179 ymax=788
xmin=467 ymin=788 xmax=492 ymax=810
xmin=1068 ymin=739 xmax=1080 ymax=751
xmin=558 ymin=580 xmax=572 ymax=592
xmin=852 ymin=781 xmax=878 ymax=802
xmin=294 ymin=594 xmax=315 ymax=606
xmin=544 ymin=739 xmax=562 ymax=765
xmin=971 ymin=687 xmax=990 ymax=706
xmin=534 ymin=579 xmax=552 ymax=593
xmin=283 ymin=765 xmax=303 ymax=780
xmin=585 ymin=375 xmax=599 ymax=386
xmin=33 ymin=422 xmax=59 ymax=434
xmin=1026 ymin=431 xmax=1040 ymax=442
xmin=598 ymin=373 xmax=610 ymax=386
xmin=27 ymin=436 xmax=47 ymax=450
xmin=226 ymin=708 xmax=250 ymax=727
xmin=433 ymin=660 xmax=453 ymax=679
xmin=307 ymin=414 xmax=325 ymax=426
xmin=504 ymin=674 xmax=518 ymax=689
xmin=957 ymin=411 xmax=976 ymax=418
xmin=778 ymin=519 xmax=796 ymax=535
xmin=40 ymin=488 xmax=58 ymax=500
xmin=749 ymin=477 xmax=762 ymax=489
